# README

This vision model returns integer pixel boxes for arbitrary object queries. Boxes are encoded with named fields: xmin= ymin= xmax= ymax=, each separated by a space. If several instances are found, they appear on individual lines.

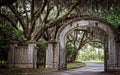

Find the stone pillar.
xmin=46 ymin=40 xmax=59 ymax=69
xmin=106 ymin=36 xmax=120 ymax=71
xmin=115 ymin=40 xmax=120 ymax=70
xmin=27 ymin=40 xmax=37 ymax=68
xmin=46 ymin=42 xmax=53 ymax=68
xmin=58 ymin=46 xmax=66 ymax=70
xmin=53 ymin=42 xmax=59 ymax=68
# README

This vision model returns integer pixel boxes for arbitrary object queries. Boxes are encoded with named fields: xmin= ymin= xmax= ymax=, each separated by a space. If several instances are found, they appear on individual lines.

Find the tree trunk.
xmin=70 ymin=50 xmax=79 ymax=63
xmin=98 ymin=49 xmax=101 ymax=60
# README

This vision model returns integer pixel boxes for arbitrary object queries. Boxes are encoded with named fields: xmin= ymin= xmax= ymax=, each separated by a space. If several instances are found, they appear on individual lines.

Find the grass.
xmin=0 ymin=62 xmax=85 ymax=75
xmin=0 ymin=68 xmax=42 ymax=75
xmin=67 ymin=62 xmax=85 ymax=69
xmin=77 ymin=59 xmax=104 ymax=63
xmin=0 ymin=66 xmax=57 ymax=75
xmin=83 ymin=60 xmax=104 ymax=62
xmin=38 ymin=66 xmax=57 ymax=72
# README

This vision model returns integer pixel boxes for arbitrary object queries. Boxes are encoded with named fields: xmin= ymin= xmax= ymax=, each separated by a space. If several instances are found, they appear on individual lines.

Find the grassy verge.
xmin=77 ymin=59 xmax=104 ymax=63
xmin=67 ymin=62 xmax=85 ymax=69
xmin=0 ymin=62 xmax=85 ymax=75
xmin=0 ymin=68 xmax=39 ymax=75
xmin=0 ymin=68 xmax=57 ymax=75
xmin=38 ymin=66 xmax=57 ymax=72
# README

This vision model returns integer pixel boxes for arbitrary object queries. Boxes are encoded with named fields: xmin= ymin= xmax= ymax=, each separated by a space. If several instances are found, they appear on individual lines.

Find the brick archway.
xmin=46 ymin=16 xmax=120 ymax=71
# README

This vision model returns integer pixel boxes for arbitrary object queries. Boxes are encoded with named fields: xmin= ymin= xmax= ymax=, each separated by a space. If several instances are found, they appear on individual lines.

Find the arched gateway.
xmin=46 ymin=16 xmax=120 ymax=71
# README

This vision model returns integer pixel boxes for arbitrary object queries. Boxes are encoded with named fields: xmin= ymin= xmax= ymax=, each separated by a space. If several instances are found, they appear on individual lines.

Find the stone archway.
xmin=46 ymin=16 xmax=120 ymax=71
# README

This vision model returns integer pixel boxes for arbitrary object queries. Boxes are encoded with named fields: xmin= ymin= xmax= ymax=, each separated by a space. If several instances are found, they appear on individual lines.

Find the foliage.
xmin=66 ymin=27 xmax=107 ymax=63
xmin=0 ymin=0 xmax=119 ymax=42
xmin=98 ymin=7 xmax=120 ymax=27
xmin=88 ymin=6 xmax=120 ymax=28
xmin=0 ymin=23 xmax=15 ymax=62
xmin=38 ymin=39 xmax=48 ymax=49
xmin=0 ymin=20 xmax=25 ymax=67
xmin=77 ymin=44 xmax=104 ymax=62
xmin=66 ymin=42 xmax=104 ymax=63
xmin=37 ymin=39 xmax=48 ymax=67
xmin=66 ymin=43 xmax=77 ymax=62
xmin=67 ymin=62 xmax=85 ymax=69
xmin=0 ymin=0 xmax=81 ymax=41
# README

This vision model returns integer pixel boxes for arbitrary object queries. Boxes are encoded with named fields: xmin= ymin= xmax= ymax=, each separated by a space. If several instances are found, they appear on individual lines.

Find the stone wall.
xmin=7 ymin=41 xmax=37 ymax=68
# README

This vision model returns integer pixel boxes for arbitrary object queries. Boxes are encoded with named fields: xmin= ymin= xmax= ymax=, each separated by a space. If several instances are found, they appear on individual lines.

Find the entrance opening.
xmin=65 ymin=26 xmax=108 ymax=71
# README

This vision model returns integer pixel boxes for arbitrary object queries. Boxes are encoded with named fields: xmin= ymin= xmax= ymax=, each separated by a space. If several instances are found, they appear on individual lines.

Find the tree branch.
xmin=54 ymin=6 xmax=60 ymax=19
xmin=23 ymin=1 xmax=29 ymax=26
xmin=8 ymin=5 xmax=28 ymax=38
xmin=67 ymin=35 xmax=73 ymax=43
xmin=43 ymin=6 xmax=54 ymax=24
xmin=0 ymin=13 xmax=18 ymax=29
xmin=34 ymin=0 xmax=80 ymax=41
xmin=34 ymin=0 xmax=47 ymax=20
xmin=77 ymin=32 xmax=86 ymax=50
xmin=29 ymin=0 xmax=36 ymax=38
xmin=48 ymin=0 xmax=81 ymax=28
